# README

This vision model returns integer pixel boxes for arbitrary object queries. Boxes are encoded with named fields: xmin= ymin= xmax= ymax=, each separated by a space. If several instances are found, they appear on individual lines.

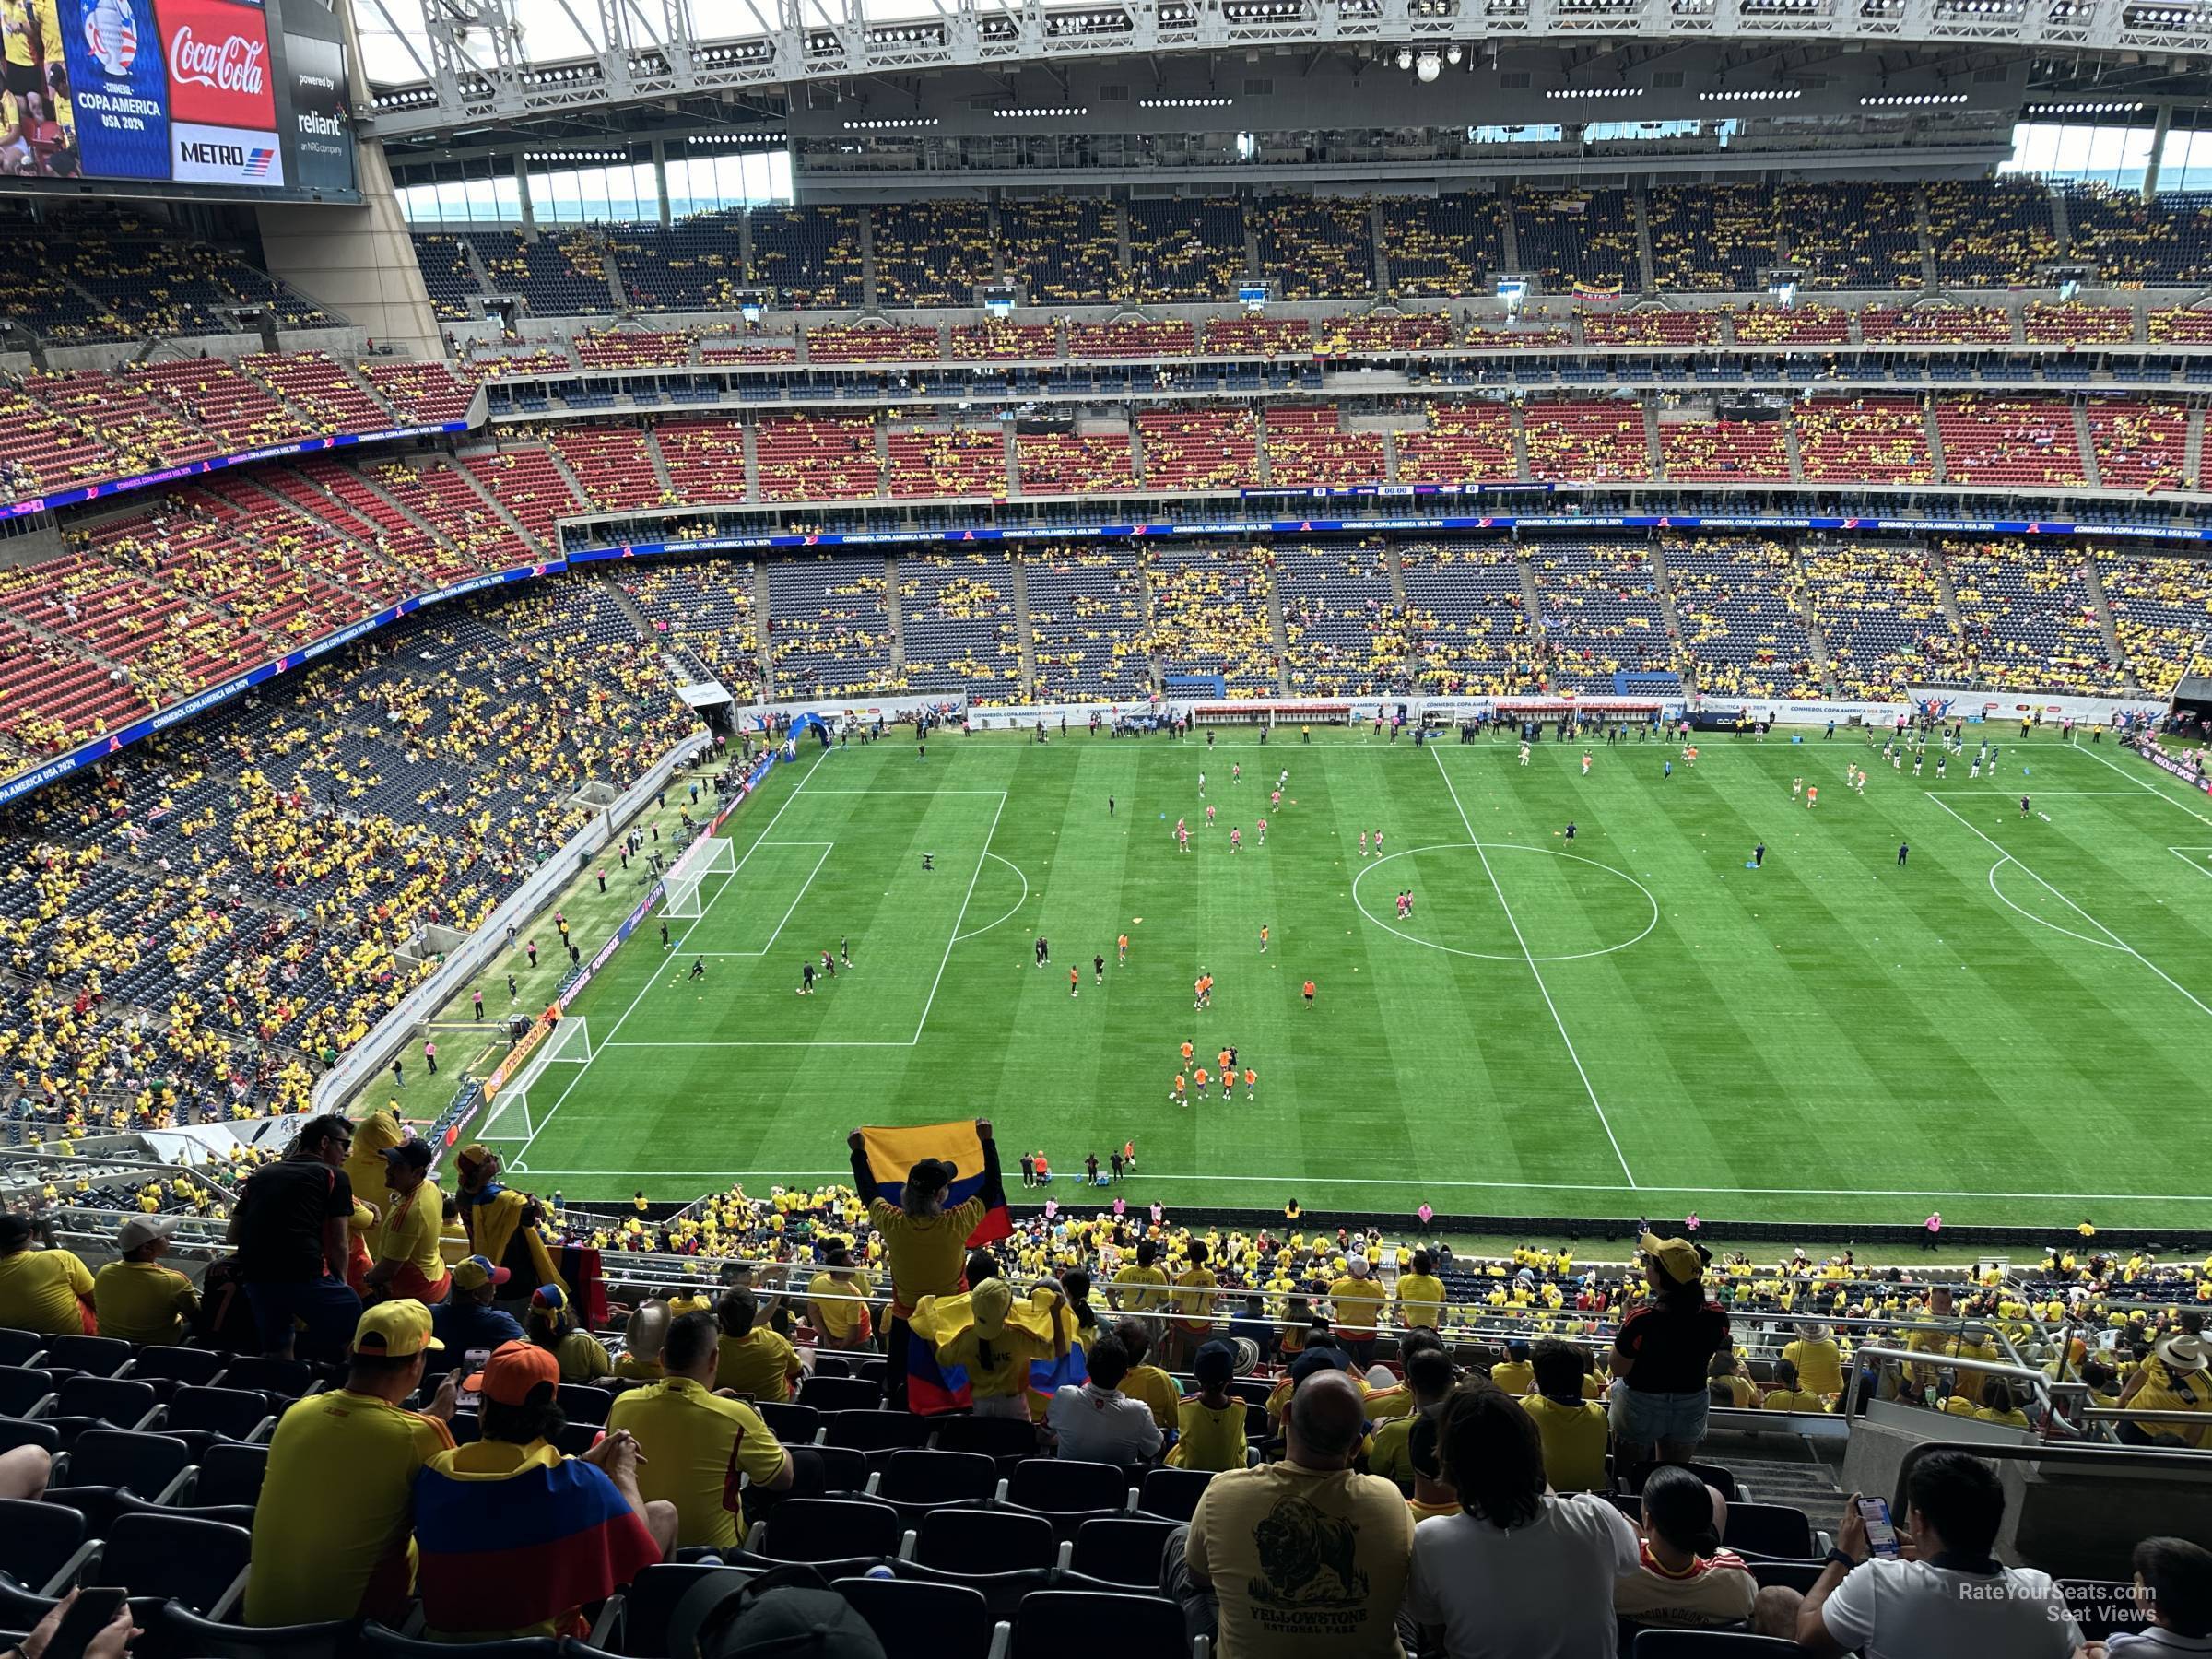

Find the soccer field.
xmin=478 ymin=724 xmax=2212 ymax=1230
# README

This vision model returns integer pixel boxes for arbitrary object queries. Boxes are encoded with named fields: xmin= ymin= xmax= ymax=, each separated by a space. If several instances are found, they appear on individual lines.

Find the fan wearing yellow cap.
xmin=246 ymin=1300 xmax=458 ymax=1629
xmin=915 ymin=1277 xmax=1072 ymax=1418
xmin=1609 ymin=1232 xmax=1731 ymax=1465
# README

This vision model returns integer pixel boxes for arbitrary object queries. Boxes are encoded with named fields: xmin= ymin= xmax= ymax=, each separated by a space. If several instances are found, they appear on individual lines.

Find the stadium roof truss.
xmin=359 ymin=0 xmax=2212 ymax=138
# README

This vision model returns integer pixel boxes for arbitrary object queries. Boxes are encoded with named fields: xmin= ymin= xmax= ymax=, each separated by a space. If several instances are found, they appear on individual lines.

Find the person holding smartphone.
xmin=1795 ymin=1451 xmax=2084 ymax=1658
xmin=7 ymin=1585 xmax=138 ymax=1659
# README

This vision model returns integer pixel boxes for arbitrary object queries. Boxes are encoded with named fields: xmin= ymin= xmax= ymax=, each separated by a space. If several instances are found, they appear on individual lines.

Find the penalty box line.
xmin=1925 ymin=792 xmax=2212 ymax=1024
xmin=556 ymin=786 xmax=1009 ymax=1055
xmin=691 ymin=842 xmax=834 ymax=958
xmin=507 ymin=752 xmax=824 ymax=1166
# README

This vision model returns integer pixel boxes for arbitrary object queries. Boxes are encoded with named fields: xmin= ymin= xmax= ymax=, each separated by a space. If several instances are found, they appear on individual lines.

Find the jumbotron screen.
xmin=4 ymin=0 xmax=355 ymax=197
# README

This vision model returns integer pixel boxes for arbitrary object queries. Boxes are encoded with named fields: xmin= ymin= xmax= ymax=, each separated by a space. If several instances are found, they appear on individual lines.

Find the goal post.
xmin=663 ymin=835 xmax=737 ymax=920
xmin=477 ymin=1015 xmax=593 ymax=1145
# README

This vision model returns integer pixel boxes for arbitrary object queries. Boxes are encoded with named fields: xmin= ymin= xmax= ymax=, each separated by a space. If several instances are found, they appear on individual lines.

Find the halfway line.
xmin=1430 ymin=746 xmax=1640 ymax=1188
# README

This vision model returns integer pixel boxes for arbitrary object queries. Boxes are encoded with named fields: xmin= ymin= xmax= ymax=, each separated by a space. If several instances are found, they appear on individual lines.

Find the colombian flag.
xmin=859 ymin=1120 xmax=1011 ymax=1246
xmin=906 ymin=1288 xmax=1085 ymax=1417
xmin=412 ymin=1443 xmax=660 ymax=1635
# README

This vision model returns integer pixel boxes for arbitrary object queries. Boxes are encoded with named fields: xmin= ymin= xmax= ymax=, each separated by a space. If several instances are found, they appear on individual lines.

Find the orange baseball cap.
xmin=465 ymin=1339 xmax=559 ymax=1406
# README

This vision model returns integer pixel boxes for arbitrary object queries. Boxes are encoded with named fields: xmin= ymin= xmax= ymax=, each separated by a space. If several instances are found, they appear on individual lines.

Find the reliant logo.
xmin=298 ymin=109 xmax=343 ymax=135
xmin=170 ymin=27 xmax=266 ymax=94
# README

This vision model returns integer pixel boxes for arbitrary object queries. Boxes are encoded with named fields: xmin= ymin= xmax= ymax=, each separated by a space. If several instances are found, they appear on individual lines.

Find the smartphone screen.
xmin=42 ymin=1588 xmax=129 ymax=1659
xmin=1858 ymin=1496 xmax=1901 ymax=1558
xmin=457 ymin=1348 xmax=490 ymax=1409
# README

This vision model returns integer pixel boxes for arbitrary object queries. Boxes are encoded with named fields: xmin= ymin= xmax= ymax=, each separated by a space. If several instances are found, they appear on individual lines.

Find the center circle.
xmin=1353 ymin=843 xmax=1659 ymax=963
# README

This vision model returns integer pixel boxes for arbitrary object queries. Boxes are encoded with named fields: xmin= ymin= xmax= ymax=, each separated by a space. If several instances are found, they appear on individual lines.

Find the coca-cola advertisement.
xmin=158 ymin=0 xmax=280 ymax=183
xmin=156 ymin=0 xmax=272 ymax=127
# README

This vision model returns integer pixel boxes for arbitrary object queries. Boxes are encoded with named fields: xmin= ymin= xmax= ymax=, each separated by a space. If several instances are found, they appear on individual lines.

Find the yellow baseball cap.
xmin=452 ymin=1254 xmax=512 ymax=1293
xmin=1639 ymin=1233 xmax=1707 ymax=1287
xmin=353 ymin=1299 xmax=443 ymax=1359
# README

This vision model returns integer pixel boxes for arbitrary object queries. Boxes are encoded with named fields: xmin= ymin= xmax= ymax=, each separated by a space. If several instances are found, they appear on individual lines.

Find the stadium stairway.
xmin=1008 ymin=560 xmax=1037 ymax=699
xmin=2077 ymin=561 xmax=2136 ymax=691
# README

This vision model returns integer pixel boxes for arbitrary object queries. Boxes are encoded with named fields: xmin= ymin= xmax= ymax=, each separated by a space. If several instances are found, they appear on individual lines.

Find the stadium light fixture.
xmin=1418 ymin=51 xmax=1441 ymax=81
xmin=1446 ymin=42 xmax=1463 ymax=63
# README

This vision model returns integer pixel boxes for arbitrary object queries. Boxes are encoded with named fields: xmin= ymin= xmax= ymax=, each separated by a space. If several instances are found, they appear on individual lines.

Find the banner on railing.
xmin=0 ymin=420 xmax=473 ymax=520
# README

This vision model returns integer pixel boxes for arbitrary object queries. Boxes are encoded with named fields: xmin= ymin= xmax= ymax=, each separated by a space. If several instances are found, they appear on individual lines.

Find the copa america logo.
xmin=82 ymin=0 xmax=138 ymax=77
xmin=170 ymin=26 xmax=266 ymax=94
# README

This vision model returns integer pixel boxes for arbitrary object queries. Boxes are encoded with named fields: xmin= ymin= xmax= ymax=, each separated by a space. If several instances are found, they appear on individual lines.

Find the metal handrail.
xmin=1843 ymin=1342 xmax=2056 ymax=1420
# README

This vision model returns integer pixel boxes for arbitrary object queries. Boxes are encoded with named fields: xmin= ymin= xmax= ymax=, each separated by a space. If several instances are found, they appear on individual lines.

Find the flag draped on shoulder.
xmin=905 ymin=1288 xmax=1084 ymax=1416
xmin=412 ymin=1445 xmax=658 ymax=1632
xmin=860 ymin=1120 xmax=1010 ymax=1245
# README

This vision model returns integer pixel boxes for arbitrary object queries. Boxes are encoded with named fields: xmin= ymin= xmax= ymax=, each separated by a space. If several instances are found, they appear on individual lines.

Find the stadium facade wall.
xmin=312 ymin=730 xmax=711 ymax=1114
xmin=257 ymin=140 xmax=442 ymax=359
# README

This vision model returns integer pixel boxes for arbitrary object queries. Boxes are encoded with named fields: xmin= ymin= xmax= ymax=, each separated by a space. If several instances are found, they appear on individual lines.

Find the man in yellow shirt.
xmin=806 ymin=1246 xmax=873 ymax=1350
xmin=93 ymin=1215 xmax=199 ymax=1347
xmin=1165 ymin=1239 xmax=1219 ymax=1369
xmin=1328 ymin=1253 xmax=1383 ymax=1368
xmin=1522 ymin=1339 xmax=1608 ymax=1493
xmin=1181 ymin=1369 xmax=1413 ymax=1658
xmin=1396 ymin=1249 xmax=1446 ymax=1334
xmin=713 ymin=1288 xmax=802 ymax=1401
xmin=1111 ymin=1238 xmax=1171 ymax=1324
xmin=607 ymin=1309 xmax=793 ymax=1548
xmin=1782 ymin=1323 xmax=1846 ymax=1397
xmin=1116 ymin=1317 xmax=1183 ymax=1430
xmin=848 ymin=1122 xmax=995 ymax=1410
xmin=246 ymin=1300 xmax=457 ymax=1627
xmin=1371 ymin=1347 xmax=1456 ymax=1490
xmin=0 ymin=1212 xmax=92 ymax=1335
xmin=364 ymin=1140 xmax=452 ymax=1306
xmin=1760 ymin=1359 xmax=1826 ymax=1413
xmin=1489 ymin=1340 xmax=1535 ymax=1395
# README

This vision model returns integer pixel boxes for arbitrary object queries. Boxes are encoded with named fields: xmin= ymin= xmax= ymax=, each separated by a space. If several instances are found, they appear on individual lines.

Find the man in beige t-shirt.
xmin=1178 ymin=1370 xmax=1414 ymax=1657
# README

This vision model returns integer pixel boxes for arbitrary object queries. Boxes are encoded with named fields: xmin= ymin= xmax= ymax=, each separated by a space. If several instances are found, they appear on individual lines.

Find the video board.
xmin=3 ymin=0 xmax=355 ymax=197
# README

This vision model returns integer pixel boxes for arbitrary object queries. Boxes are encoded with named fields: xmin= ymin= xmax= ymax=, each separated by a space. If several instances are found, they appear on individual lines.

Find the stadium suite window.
xmin=2000 ymin=120 xmax=2158 ymax=190
xmin=665 ymin=152 xmax=794 ymax=214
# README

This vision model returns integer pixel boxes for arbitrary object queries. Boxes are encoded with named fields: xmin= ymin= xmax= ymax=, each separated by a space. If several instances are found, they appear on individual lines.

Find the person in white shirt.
xmin=1404 ymin=1379 xmax=1641 ymax=1658
xmin=1797 ymin=1451 xmax=2086 ymax=1659
xmin=1047 ymin=1330 xmax=1163 ymax=1466
xmin=2104 ymin=1536 xmax=2212 ymax=1657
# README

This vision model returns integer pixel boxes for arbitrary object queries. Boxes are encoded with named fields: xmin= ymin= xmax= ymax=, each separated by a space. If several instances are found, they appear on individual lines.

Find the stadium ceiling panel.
xmin=358 ymin=0 xmax=2212 ymax=137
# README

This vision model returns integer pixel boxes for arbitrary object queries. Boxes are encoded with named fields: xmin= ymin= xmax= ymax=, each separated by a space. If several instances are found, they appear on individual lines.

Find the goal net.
xmin=662 ymin=835 xmax=737 ymax=920
xmin=477 ymin=1015 xmax=593 ymax=1145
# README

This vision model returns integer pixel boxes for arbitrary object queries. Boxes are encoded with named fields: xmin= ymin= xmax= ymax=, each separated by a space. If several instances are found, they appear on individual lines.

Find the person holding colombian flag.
xmin=848 ymin=1117 xmax=1007 ymax=1410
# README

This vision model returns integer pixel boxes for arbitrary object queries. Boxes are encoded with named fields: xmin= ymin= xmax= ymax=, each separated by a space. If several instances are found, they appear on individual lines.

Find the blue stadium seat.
xmin=750 ymin=1496 xmax=902 ymax=1564
xmin=1002 ymin=1460 xmax=1135 ymax=1541
xmin=797 ymin=1374 xmax=880 ymax=1412
xmin=559 ymin=1383 xmax=615 ymax=1426
xmin=0 ymin=1331 xmax=42 ymax=1369
xmin=1068 ymin=1518 xmax=1180 ymax=1590
xmin=0 ymin=1367 xmax=57 ymax=1418
xmin=821 ymin=1409 xmax=930 ymax=1458
xmin=1721 ymin=1502 xmax=1817 ymax=1559
xmin=912 ymin=1506 xmax=1058 ymax=1574
xmin=46 ymin=1428 xmax=194 ymax=1529
xmin=755 ymin=1401 xmax=819 ymax=1443
xmin=931 ymin=1415 xmax=1041 ymax=1466
xmin=40 ymin=1337 xmax=135 ymax=1379
xmin=834 ymin=1574 xmax=1002 ymax=1659
xmin=361 ymin=1629 xmax=561 ymax=1658
xmin=874 ymin=1448 xmax=995 ymax=1520
xmin=1137 ymin=1467 xmax=1212 ymax=1523
xmin=1010 ymin=1588 xmax=1191 ymax=1659
xmin=124 ymin=1348 xmax=227 ymax=1392
xmin=1632 ymin=1634 xmax=1799 ymax=1655
xmin=159 ymin=1601 xmax=356 ymax=1659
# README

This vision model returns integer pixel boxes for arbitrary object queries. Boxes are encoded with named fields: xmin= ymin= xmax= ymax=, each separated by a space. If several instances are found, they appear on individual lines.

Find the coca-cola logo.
xmin=169 ymin=26 xmax=265 ymax=94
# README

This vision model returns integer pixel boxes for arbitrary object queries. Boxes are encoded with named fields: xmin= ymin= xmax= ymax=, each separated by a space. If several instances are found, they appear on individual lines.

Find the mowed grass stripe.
xmin=498 ymin=730 xmax=2212 ymax=1227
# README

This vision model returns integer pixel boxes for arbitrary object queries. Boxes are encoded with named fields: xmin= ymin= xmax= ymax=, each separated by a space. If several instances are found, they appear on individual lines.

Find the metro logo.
xmin=154 ymin=0 xmax=275 ymax=128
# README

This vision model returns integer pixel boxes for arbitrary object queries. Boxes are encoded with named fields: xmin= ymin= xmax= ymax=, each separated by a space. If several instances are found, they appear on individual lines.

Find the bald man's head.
xmin=1288 ymin=1370 xmax=1368 ymax=1467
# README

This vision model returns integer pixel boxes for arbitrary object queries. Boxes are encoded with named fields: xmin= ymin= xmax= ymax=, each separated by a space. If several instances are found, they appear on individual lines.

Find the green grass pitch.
xmin=479 ymin=725 xmax=2212 ymax=1230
